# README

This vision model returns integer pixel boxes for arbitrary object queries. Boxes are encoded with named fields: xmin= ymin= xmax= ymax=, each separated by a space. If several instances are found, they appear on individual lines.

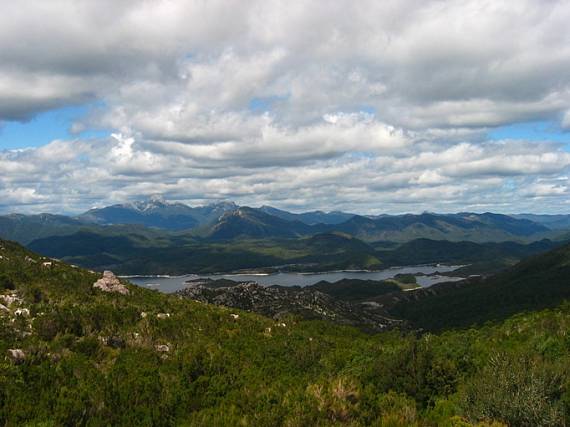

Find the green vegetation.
xmin=387 ymin=274 xmax=421 ymax=290
xmin=0 ymin=213 xmax=83 ymax=245
xmin=25 ymin=224 xmax=562 ymax=276
xmin=28 ymin=231 xmax=384 ymax=274
xmin=375 ymin=238 xmax=562 ymax=275
xmin=309 ymin=278 xmax=401 ymax=301
xmin=1 ymin=239 xmax=569 ymax=425
xmin=2 ymin=205 xmax=568 ymax=277
xmin=389 ymin=243 xmax=570 ymax=331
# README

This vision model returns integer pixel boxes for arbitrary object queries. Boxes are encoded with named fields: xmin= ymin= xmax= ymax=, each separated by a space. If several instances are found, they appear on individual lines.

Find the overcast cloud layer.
xmin=1 ymin=0 xmax=570 ymax=214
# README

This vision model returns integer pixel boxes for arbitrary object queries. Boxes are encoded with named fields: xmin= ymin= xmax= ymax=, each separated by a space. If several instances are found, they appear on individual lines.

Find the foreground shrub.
xmin=459 ymin=353 xmax=567 ymax=426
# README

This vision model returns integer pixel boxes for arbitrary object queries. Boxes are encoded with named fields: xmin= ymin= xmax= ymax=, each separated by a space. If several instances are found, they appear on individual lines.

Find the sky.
xmin=0 ymin=0 xmax=569 ymax=215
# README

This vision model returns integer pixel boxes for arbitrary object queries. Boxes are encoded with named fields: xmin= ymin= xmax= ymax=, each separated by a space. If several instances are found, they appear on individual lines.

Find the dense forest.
xmin=1 ymin=238 xmax=569 ymax=425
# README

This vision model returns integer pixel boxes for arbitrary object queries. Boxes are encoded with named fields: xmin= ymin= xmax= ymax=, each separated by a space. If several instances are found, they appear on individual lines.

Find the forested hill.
xmin=0 ymin=239 xmax=569 ymax=425
xmin=1 ymin=202 xmax=563 ymax=247
xmin=388 ymin=242 xmax=570 ymax=331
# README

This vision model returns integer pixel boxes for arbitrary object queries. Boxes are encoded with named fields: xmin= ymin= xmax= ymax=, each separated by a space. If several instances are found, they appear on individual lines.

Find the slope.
xmin=0 ymin=239 xmax=569 ymax=425
xmin=332 ymin=212 xmax=550 ymax=242
xmin=78 ymin=198 xmax=238 ymax=230
xmin=0 ymin=213 xmax=84 ymax=245
xmin=204 ymin=207 xmax=315 ymax=239
xmin=388 ymin=242 xmax=570 ymax=330
xmin=259 ymin=205 xmax=355 ymax=225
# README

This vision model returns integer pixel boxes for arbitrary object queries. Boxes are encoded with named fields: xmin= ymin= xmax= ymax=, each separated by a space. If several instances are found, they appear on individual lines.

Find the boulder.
xmin=0 ymin=293 xmax=20 ymax=306
xmin=15 ymin=308 xmax=30 ymax=317
xmin=7 ymin=349 xmax=25 ymax=364
xmin=93 ymin=271 xmax=129 ymax=295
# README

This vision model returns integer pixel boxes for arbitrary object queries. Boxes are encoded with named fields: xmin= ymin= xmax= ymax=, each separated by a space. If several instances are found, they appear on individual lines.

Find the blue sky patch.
xmin=0 ymin=104 xmax=109 ymax=150
xmin=488 ymin=120 xmax=569 ymax=145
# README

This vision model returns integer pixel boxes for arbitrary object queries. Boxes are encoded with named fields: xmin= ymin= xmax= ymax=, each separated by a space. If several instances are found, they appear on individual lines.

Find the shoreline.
xmin=120 ymin=263 xmax=467 ymax=280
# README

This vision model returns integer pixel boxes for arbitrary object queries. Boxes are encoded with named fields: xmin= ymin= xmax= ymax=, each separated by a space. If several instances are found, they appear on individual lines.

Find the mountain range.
xmin=0 ymin=197 xmax=569 ymax=275
xmin=72 ymin=198 xmax=565 ymax=243
xmin=78 ymin=196 xmax=239 ymax=231
xmin=1 ymin=197 xmax=567 ymax=244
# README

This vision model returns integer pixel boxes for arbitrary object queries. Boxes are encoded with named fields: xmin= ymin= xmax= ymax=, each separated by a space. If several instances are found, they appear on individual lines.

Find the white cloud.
xmin=1 ymin=133 xmax=569 ymax=214
xmin=0 ymin=0 xmax=570 ymax=213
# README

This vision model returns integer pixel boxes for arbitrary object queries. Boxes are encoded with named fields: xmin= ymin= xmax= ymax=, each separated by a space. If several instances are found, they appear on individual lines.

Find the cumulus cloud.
xmin=0 ymin=0 xmax=570 ymax=213
xmin=1 ymin=133 xmax=569 ymax=214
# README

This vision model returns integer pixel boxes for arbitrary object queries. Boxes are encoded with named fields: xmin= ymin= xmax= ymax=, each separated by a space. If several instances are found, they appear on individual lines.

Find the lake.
xmin=127 ymin=264 xmax=465 ymax=293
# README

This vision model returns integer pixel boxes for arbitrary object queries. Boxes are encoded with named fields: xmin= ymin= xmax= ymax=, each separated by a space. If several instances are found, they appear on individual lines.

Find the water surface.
xmin=127 ymin=264 xmax=465 ymax=293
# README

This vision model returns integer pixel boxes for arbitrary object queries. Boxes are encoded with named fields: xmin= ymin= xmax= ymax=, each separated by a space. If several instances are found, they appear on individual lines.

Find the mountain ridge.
xmin=0 ymin=197 xmax=563 ymax=243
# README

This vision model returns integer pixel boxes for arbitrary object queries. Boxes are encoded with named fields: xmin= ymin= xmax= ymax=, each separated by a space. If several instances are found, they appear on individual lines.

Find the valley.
xmin=1 ymin=199 xmax=569 ymax=426
xmin=1 ymin=198 xmax=567 ymax=277
xmin=128 ymin=264 xmax=464 ymax=292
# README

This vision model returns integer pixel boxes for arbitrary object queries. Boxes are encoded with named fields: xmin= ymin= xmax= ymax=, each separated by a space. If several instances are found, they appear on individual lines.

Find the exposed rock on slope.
xmin=93 ymin=271 xmax=129 ymax=295
xmin=6 ymin=349 xmax=26 ymax=365
xmin=177 ymin=280 xmax=401 ymax=331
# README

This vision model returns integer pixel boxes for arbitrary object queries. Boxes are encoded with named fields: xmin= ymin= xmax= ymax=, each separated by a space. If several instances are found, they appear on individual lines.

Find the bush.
xmin=0 ymin=275 xmax=15 ymax=290
xmin=459 ymin=353 xmax=566 ymax=426
xmin=376 ymin=391 xmax=418 ymax=427
xmin=307 ymin=376 xmax=361 ymax=423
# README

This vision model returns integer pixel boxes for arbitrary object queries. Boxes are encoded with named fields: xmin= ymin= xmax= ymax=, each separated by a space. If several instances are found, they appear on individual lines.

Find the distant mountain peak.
xmin=128 ymin=195 xmax=172 ymax=212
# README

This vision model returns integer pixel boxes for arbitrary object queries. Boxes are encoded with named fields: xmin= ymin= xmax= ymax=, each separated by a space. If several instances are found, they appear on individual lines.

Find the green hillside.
xmin=389 ymin=243 xmax=570 ymax=331
xmin=26 ymin=223 xmax=558 ymax=276
xmin=1 ymin=239 xmax=569 ymax=425
xmin=0 ymin=214 xmax=83 ymax=245
xmin=27 ymin=231 xmax=383 ymax=274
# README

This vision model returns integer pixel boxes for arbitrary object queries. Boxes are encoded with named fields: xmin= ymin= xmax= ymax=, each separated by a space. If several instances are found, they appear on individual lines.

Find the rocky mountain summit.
xmin=177 ymin=279 xmax=402 ymax=331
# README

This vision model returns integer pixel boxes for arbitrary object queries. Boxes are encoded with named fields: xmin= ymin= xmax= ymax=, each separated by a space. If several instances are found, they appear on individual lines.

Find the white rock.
xmin=7 ymin=349 xmax=25 ymax=364
xmin=93 ymin=271 xmax=129 ymax=295
xmin=230 ymin=313 xmax=239 ymax=319
xmin=15 ymin=308 xmax=30 ymax=317
xmin=155 ymin=344 xmax=170 ymax=352
xmin=0 ymin=294 xmax=20 ymax=306
xmin=156 ymin=313 xmax=171 ymax=319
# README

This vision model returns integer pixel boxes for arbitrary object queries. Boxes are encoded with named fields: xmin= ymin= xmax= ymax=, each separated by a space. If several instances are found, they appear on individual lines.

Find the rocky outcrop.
xmin=0 ymin=293 xmax=21 ymax=306
xmin=7 ymin=349 xmax=25 ymax=364
xmin=93 ymin=271 xmax=129 ymax=295
xmin=177 ymin=280 xmax=402 ymax=331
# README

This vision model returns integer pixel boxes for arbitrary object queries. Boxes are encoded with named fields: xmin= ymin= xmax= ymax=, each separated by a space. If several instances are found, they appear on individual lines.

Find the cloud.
xmin=0 ymin=1 xmax=569 ymax=213
xmin=1 ymin=133 xmax=569 ymax=214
